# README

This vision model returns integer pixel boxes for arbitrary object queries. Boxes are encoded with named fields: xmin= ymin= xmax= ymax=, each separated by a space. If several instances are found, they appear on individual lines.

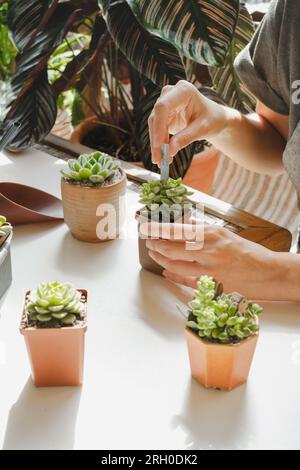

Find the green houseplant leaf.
xmin=98 ymin=0 xmax=186 ymax=86
xmin=4 ymin=2 xmax=81 ymax=149
xmin=209 ymin=4 xmax=256 ymax=112
xmin=7 ymin=0 xmax=60 ymax=51
xmin=126 ymin=0 xmax=240 ymax=67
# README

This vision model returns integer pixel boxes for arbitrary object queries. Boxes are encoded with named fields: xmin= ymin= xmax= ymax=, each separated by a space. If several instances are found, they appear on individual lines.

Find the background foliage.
xmin=0 ymin=0 xmax=258 ymax=178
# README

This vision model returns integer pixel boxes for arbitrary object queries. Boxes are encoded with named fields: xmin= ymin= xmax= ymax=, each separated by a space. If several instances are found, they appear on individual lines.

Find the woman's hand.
xmin=148 ymin=80 xmax=227 ymax=165
xmin=140 ymin=221 xmax=285 ymax=301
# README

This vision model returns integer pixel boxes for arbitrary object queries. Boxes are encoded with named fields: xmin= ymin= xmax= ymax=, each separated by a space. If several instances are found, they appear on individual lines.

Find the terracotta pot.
xmin=61 ymin=170 xmax=127 ymax=243
xmin=183 ymin=146 xmax=220 ymax=194
xmin=185 ymin=326 xmax=259 ymax=391
xmin=20 ymin=289 xmax=88 ymax=387
xmin=71 ymin=117 xmax=102 ymax=145
xmin=0 ymin=233 xmax=12 ymax=304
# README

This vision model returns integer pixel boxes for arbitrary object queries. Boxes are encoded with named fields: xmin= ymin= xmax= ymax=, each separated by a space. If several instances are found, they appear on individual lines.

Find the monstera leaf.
xmin=210 ymin=4 xmax=256 ymax=112
xmin=4 ymin=2 xmax=81 ymax=149
xmin=136 ymin=83 xmax=195 ymax=179
xmin=98 ymin=0 xmax=186 ymax=86
xmin=127 ymin=0 xmax=240 ymax=67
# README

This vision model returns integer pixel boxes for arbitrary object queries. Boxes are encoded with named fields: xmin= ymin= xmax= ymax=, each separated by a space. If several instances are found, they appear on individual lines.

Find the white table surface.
xmin=0 ymin=148 xmax=300 ymax=451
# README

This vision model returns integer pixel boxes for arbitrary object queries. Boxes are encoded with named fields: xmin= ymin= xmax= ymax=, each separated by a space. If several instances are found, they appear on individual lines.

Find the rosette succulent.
xmin=187 ymin=276 xmax=263 ymax=345
xmin=62 ymin=151 xmax=120 ymax=185
xmin=26 ymin=281 xmax=85 ymax=328
xmin=0 ymin=216 xmax=12 ymax=240
xmin=139 ymin=178 xmax=194 ymax=222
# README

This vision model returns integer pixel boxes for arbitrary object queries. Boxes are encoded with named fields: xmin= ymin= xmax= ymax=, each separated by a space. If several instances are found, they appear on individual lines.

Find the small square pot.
xmin=0 ymin=233 xmax=13 ymax=304
xmin=185 ymin=327 xmax=259 ymax=391
xmin=20 ymin=289 xmax=88 ymax=387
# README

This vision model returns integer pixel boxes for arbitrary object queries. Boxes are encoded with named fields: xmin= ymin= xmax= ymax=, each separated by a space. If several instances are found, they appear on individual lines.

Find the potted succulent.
xmin=20 ymin=281 xmax=88 ymax=387
xmin=0 ymin=216 xmax=13 ymax=303
xmin=185 ymin=276 xmax=263 ymax=391
xmin=137 ymin=178 xmax=193 ymax=275
xmin=61 ymin=151 xmax=127 ymax=242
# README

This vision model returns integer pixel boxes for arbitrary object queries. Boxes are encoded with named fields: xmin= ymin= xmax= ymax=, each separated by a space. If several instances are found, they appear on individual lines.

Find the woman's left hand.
xmin=141 ymin=222 xmax=283 ymax=300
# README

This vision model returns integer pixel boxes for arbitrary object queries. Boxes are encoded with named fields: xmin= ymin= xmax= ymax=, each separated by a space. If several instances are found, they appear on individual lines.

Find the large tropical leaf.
xmin=127 ymin=0 xmax=240 ymax=67
xmin=10 ymin=3 xmax=80 ymax=98
xmin=52 ymin=15 xmax=109 ymax=97
xmin=4 ymin=3 xmax=81 ymax=149
xmin=209 ymin=4 xmax=256 ymax=112
xmin=4 ymin=71 xmax=57 ymax=150
xmin=98 ymin=0 xmax=186 ymax=86
xmin=7 ymin=0 xmax=59 ymax=51
xmin=136 ymin=83 xmax=195 ymax=179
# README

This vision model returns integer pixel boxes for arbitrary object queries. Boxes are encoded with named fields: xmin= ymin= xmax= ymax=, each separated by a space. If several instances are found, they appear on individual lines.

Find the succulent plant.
xmin=26 ymin=281 xmax=85 ymax=328
xmin=139 ymin=178 xmax=194 ymax=222
xmin=0 ymin=216 xmax=12 ymax=239
xmin=62 ymin=151 xmax=120 ymax=185
xmin=187 ymin=276 xmax=263 ymax=344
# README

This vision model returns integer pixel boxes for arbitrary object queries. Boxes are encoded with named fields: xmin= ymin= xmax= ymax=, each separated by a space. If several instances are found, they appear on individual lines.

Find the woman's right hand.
xmin=148 ymin=80 xmax=228 ymax=166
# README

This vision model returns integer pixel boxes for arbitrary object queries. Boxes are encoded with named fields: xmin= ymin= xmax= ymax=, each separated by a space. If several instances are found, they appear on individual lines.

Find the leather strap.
xmin=0 ymin=182 xmax=63 ymax=225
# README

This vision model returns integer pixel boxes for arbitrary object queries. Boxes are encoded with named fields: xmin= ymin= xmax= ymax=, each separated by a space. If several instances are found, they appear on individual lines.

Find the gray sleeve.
xmin=234 ymin=0 xmax=289 ymax=115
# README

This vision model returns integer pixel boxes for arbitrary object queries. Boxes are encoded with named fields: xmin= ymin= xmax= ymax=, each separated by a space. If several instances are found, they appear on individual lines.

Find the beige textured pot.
xmin=185 ymin=326 xmax=259 ymax=391
xmin=20 ymin=289 xmax=88 ymax=387
xmin=61 ymin=170 xmax=127 ymax=243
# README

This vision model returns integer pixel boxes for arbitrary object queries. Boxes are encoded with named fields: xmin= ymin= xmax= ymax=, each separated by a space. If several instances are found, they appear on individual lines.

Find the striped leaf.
xmin=136 ymin=82 xmax=195 ymax=178
xmin=127 ymin=0 xmax=240 ymax=67
xmin=7 ymin=0 xmax=58 ymax=51
xmin=98 ymin=0 xmax=186 ymax=86
xmin=4 ymin=3 xmax=80 ymax=149
xmin=209 ymin=5 xmax=256 ymax=112
xmin=5 ymin=71 xmax=57 ymax=150
xmin=10 ymin=4 xmax=80 ymax=98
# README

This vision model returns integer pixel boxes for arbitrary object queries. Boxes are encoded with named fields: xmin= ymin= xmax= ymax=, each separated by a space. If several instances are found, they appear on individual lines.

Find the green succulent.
xmin=187 ymin=276 xmax=263 ymax=345
xmin=26 ymin=281 xmax=85 ymax=328
xmin=0 ymin=215 xmax=12 ymax=239
xmin=62 ymin=151 xmax=120 ymax=185
xmin=139 ymin=178 xmax=194 ymax=222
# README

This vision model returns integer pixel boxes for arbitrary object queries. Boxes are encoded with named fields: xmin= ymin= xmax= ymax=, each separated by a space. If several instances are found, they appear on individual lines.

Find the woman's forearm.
xmin=149 ymin=81 xmax=287 ymax=176
xmin=272 ymin=252 xmax=300 ymax=302
xmin=209 ymin=106 xmax=286 ymax=176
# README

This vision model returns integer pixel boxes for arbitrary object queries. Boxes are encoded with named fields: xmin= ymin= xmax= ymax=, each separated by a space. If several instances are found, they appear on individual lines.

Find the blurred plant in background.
xmin=0 ymin=1 xmax=261 ymax=178
xmin=0 ymin=2 xmax=16 ymax=117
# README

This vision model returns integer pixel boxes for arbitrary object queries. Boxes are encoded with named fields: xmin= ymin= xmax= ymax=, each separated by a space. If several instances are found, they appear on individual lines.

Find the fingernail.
xmin=146 ymin=240 xmax=152 ymax=249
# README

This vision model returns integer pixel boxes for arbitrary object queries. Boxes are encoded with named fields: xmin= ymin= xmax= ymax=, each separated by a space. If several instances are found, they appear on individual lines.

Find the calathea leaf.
xmin=10 ymin=4 xmax=81 ymax=97
xmin=126 ymin=0 xmax=240 ymax=67
xmin=52 ymin=15 xmax=109 ymax=97
xmin=4 ymin=4 xmax=81 ymax=149
xmin=5 ymin=70 xmax=57 ymax=150
xmin=136 ymin=82 xmax=195 ymax=179
xmin=7 ymin=0 xmax=59 ymax=51
xmin=209 ymin=4 xmax=256 ymax=113
xmin=98 ymin=0 xmax=186 ymax=86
